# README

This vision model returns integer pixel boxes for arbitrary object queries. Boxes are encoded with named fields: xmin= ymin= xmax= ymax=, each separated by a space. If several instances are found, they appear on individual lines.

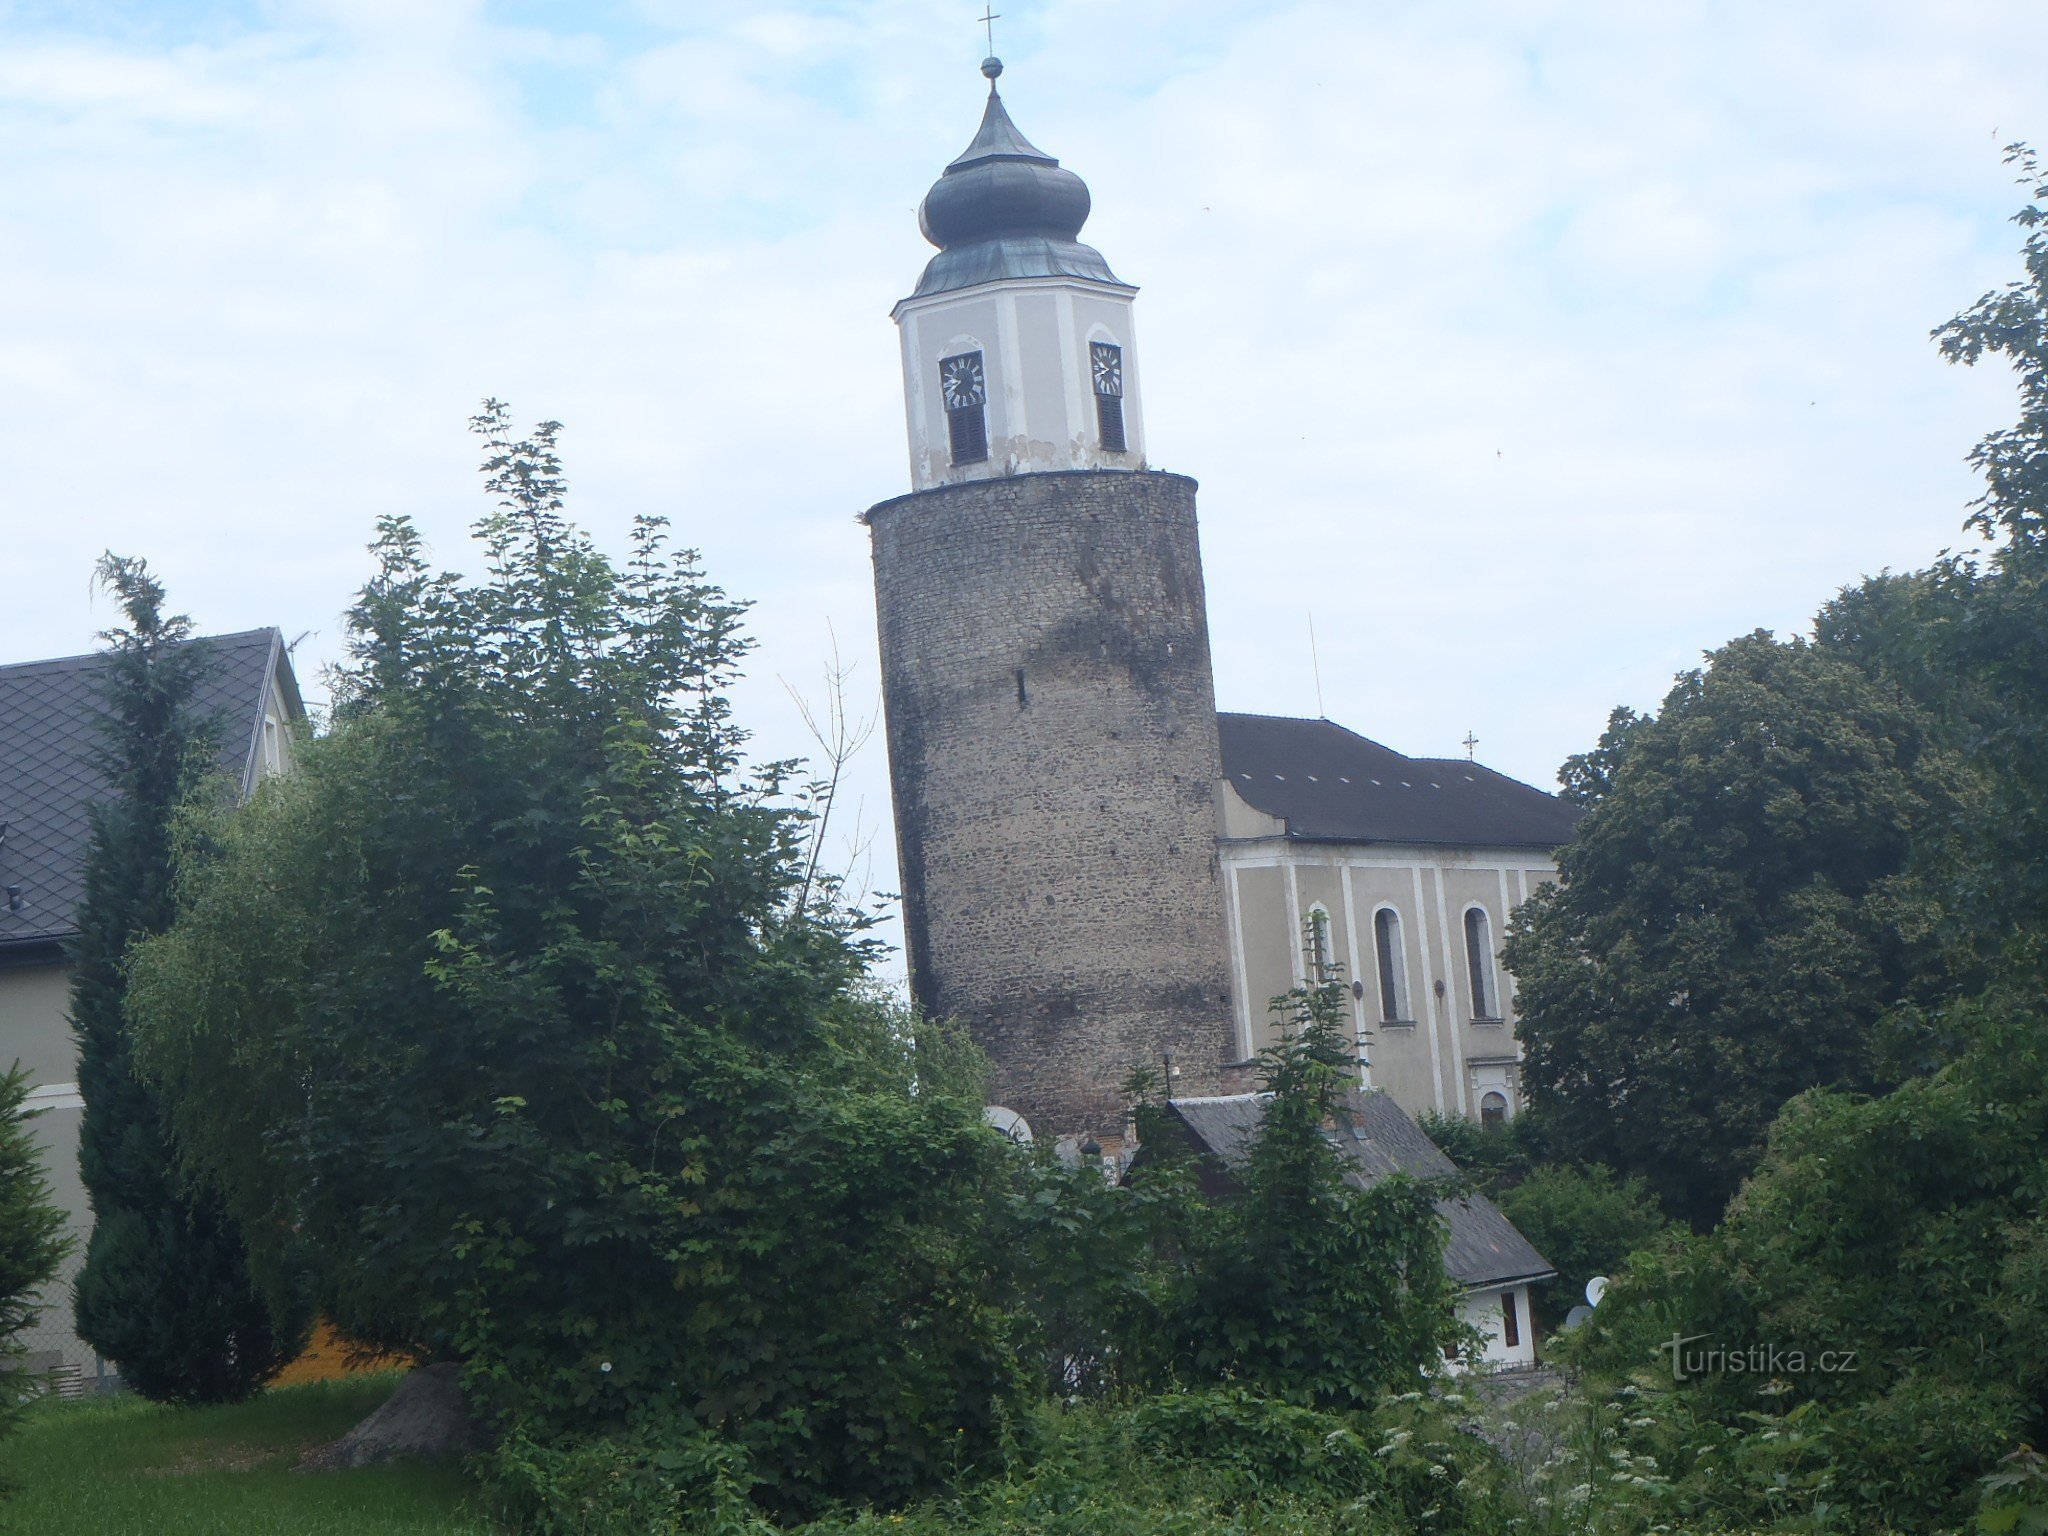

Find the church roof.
xmin=0 ymin=629 xmax=298 ymax=958
xmin=910 ymin=59 xmax=1128 ymax=299
xmin=1165 ymin=1088 xmax=1557 ymax=1291
xmin=1217 ymin=712 xmax=1581 ymax=851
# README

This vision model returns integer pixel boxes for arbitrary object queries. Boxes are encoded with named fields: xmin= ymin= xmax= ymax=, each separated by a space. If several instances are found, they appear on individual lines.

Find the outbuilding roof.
xmin=0 ymin=629 xmax=298 ymax=957
xmin=1217 ymin=712 xmax=1581 ymax=851
xmin=1165 ymin=1088 xmax=1556 ymax=1291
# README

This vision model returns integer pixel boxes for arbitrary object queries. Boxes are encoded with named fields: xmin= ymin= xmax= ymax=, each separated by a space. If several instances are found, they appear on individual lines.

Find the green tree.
xmin=126 ymin=407 xmax=1023 ymax=1520
xmin=1508 ymin=631 xmax=1957 ymax=1225
xmin=69 ymin=555 xmax=311 ymax=1403
xmin=1930 ymin=145 xmax=2048 ymax=945
xmin=1493 ymin=1164 xmax=1672 ymax=1331
xmin=1162 ymin=958 xmax=1462 ymax=1407
xmin=1573 ymin=980 xmax=2048 ymax=1532
xmin=1558 ymin=706 xmax=1646 ymax=809
xmin=1543 ymin=155 xmax=2048 ymax=1535
xmin=0 ymin=1066 xmax=69 ymax=1487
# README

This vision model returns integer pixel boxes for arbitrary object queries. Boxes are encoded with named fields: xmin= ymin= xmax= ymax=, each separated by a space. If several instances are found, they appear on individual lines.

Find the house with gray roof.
xmin=0 ymin=627 xmax=304 ymax=1383
xmin=1157 ymin=1087 xmax=1556 ymax=1369
xmin=1215 ymin=713 xmax=1581 ymax=1131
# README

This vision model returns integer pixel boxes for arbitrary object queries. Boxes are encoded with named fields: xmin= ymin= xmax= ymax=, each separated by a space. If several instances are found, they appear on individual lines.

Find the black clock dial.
xmin=1090 ymin=341 xmax=1123 ymax=398
xmin=940 ymin=351 xmax=987 ymax=410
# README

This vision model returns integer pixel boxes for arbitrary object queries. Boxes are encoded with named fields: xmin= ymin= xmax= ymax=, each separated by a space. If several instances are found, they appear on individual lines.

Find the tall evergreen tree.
xmin=70 ymin=555 xmax=310 ymax=1402
xmin=0 ymin=1065 xmax=68 ymax=1487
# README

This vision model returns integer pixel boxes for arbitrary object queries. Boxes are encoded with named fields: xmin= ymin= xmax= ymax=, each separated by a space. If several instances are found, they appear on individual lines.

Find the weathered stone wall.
xmin=865 ymin=469 xmax=1239 ymax=1141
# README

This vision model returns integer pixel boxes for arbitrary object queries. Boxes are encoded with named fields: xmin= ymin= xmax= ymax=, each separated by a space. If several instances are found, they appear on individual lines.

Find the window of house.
xmin=940 ymin=350 xmax=989 ymax=465
xmin=1090 ymin=341 xmax=1127 ymax=452
xmin=1373 ymin=907 xmax=1409 ymax=1022
xmin=262 ymin=715 xmax=281 ymax=775
xmin=1464 ymin=906 xmax=1499 ymax=1019
xmin=1480 ymin=1090 xmax=1508 ymax=1129
xmin=1501 ymin=1289 xmax=1520 ymax=1349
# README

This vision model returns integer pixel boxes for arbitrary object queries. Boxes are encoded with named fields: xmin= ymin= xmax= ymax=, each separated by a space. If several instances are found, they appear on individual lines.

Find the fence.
xmin=11 ymin=1260 xmax=121 ymax=1400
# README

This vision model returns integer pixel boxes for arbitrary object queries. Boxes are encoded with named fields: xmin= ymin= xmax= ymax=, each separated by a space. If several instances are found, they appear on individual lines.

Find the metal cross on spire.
xmin=979 ymin=5 xmax=1001 ymax=56
xmin=1463 ymin=731 xmax=1480 ymax=761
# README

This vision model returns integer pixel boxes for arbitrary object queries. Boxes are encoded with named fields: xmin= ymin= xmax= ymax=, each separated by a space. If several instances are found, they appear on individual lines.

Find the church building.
xmin=863 ymin=58 xmax=1580 ymax=1154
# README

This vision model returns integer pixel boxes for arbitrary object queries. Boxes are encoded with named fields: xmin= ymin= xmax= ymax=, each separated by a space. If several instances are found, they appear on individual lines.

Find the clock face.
xmin=1090 ymin=341 xmax=1123 ymax=398
xmin=940 ymin=351 xmax=987 ymax=410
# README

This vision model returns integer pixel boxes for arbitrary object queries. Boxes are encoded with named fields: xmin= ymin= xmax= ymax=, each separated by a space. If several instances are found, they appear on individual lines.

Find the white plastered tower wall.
xmin=894 ymin=275 xmax=1146 ymax=488
xmin=887 ymin=56 xmax=1150 ymax=497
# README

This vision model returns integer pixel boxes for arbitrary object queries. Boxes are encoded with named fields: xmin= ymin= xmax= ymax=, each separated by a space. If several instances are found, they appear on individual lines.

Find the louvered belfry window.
xmin=1091 ymin=341 xmax=1127 ymax=453
xmin=939 ymin=350 xmax=990 ymax=466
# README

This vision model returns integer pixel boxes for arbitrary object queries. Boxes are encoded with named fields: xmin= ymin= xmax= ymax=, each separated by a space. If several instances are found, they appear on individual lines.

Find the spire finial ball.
xmin=981 ymin=55 xmax=1003 ymax=80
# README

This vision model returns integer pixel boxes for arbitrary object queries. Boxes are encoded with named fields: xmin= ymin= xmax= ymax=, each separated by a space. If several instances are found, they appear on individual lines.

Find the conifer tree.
xmin=70 ymin=555 xmax=310 ymax=1402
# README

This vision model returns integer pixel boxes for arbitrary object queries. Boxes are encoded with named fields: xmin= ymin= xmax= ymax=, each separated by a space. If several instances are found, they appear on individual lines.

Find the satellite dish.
xmin=1561 ymin=1305 xmax=1594 ymax=1332
xmin=983 ymin=1105 xmax=1033 ymax=1146
xmin=1585 ymin=1276 xmax=1609 ymax=1307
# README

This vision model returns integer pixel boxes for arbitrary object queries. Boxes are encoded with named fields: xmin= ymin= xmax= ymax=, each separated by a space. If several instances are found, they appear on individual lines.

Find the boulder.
xmin=298 ymin=1362 xmax=484 ymax=1471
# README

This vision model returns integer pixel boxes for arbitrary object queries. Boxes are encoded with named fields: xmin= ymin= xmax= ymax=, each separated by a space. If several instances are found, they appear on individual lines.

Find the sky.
xmin=1 ymin=0 xmax=2041 ymax=957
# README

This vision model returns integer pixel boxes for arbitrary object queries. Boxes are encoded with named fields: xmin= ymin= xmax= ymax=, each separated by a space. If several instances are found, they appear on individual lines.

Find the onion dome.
xmin=911 ymin=58 xmax=1126 ymax=299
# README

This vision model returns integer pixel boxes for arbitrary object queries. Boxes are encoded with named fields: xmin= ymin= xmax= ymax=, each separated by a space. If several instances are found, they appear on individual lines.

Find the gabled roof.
xmin=0 ymin=629 xmax=298 ymax=956
xmin=1217 ymin=712 xmax=1581 ymax=851
xmin=1165 ymin=1088 xmax=1556 ymax=1291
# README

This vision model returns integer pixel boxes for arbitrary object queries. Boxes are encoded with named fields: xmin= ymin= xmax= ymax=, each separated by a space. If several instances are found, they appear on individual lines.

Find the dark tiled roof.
xmin=0 ymin=630 xmax=295 ymax=955
xmin=1217 ymin=712 xmax=1581 ymax=851
xmin=1167 ymin=1089 xmax=1555 ymax=1290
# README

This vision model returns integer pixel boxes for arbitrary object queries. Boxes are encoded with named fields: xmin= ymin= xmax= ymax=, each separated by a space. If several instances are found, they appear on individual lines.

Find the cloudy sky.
xmin=2 ymin=0 xmax=2041 ymax=947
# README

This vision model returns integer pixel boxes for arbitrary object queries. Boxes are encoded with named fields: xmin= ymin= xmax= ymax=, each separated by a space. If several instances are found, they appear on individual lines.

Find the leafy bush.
xmin=1132 ymin=1388 xmax=1381 ymax=1498
xmin=1149 ymin=968 xmax=1465 ymax=1409
xmin=125 ymin=408 xmax=1027 ymax=1518
xmin=1415 ymin=1109 xmax=1535 ymax=1188
xmin=1495 ymin=1164 xmax=1674 ymax=1330
xmin=484 ymin=1419 xmax=772 ymax=1536
xmin=785 ymin=1390 xmax=1511 ymax=1536
xmin=0 ymin=1065 xmax=68 ymax=1488
xmin=1568 ymin=980 xmax=2048 ymax=1532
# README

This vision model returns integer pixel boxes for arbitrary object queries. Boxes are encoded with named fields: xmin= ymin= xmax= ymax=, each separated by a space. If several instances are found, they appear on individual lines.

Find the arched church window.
xmin=940 ymin=350 xmax=989 ymax=465
xmin=1373 ymin=907 xmax=1409 ymax=1022
xmin=1091 ymin=341 xmax=1127 ymax=452
xmin=1464 ymin=906 xmax=1499 ymax=1020
xmin=1480 ymin=1090 xmax=1509 ymax=1129
xmin=1305 ymin=904 xmax=1333 ymax=983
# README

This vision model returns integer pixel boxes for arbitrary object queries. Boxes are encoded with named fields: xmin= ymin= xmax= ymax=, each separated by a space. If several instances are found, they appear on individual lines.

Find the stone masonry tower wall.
xmin=865 ymin=469 xmax=1240 ymax=1141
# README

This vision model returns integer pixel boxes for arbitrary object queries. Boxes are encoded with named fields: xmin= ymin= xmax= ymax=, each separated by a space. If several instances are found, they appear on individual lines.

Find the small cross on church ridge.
xmin=1463 ymin=731 xmax=1480 ymax=761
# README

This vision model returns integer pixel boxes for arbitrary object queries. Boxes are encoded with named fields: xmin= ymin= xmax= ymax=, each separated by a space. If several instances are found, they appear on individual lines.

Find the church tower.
xmin=865 ymin=57 xmax=1239 ymax=1146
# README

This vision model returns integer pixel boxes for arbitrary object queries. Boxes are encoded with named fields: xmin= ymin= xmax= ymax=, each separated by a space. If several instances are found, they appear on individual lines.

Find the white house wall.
xmin=1220 ymin=840 xmax=1555 ymax=1122
xmin=0 ymin=962 xmax=94 ymax=1378
xmin=1456 ymin=1283 xmax=1539 ymax=1370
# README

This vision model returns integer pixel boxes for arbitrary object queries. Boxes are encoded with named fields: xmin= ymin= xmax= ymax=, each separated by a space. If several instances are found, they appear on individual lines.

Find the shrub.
xmin=125 ymin=408 xmax=1027 ymax=1519
xmin=1569 ymin=980 xmax=2048 ymax=1532
xmin=0 ymin=1065 xmax=68 ymax=1488
xmin=1495 ymin=1164 xmax=1674 ymax=1330
xmin=1154 ymin=965 xmax=1465 ymax=1409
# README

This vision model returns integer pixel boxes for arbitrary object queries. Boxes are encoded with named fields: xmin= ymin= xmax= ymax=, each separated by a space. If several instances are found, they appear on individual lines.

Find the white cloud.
xmin=0 ymin=0 xmax=2041 ymax=974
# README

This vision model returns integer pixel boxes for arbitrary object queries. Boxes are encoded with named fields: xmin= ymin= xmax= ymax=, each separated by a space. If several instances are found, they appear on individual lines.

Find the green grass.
xmin=0 ymin=1373 xmax=500 ymax=1534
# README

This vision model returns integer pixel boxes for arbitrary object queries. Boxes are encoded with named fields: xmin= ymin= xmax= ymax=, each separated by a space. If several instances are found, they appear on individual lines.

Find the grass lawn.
xmin=0 ymin=1373 xmax=499 ymax=1534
